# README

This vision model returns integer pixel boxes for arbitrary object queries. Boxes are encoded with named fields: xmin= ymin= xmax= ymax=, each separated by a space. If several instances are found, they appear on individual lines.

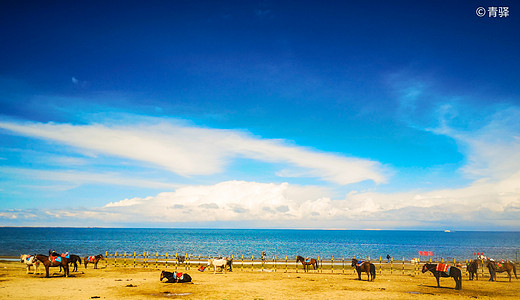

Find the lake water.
xmin=1 ymin=227 xmax=519 ymax=261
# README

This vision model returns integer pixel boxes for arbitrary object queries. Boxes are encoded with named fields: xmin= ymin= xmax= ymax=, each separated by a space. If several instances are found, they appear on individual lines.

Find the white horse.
xmin=208 ymin=258 xmax=228 ymax=274
xmin=20 ymin=254 xmax=41 ymax=274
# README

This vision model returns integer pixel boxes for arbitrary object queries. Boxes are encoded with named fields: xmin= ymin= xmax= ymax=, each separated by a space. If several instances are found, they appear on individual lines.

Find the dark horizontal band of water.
xmin=2 ymin=228 xmax=519 ymax=261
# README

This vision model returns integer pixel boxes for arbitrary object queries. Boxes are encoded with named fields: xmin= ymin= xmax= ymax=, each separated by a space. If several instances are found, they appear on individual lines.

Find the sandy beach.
xmin=1 ymin=259 xmax=519 ymax=299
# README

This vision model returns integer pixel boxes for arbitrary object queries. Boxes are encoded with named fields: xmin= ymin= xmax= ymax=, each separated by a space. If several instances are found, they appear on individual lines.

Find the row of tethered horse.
xmin=20 ymin=251 xmax=104 ymax=278
xmin=21 ymin=251 xmax=517 ymax=291
xmin=296 ymin=255 xmax=517 ymax=291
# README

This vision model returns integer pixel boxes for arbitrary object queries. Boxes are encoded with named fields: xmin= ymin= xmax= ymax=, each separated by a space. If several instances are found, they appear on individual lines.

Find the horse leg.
xmin=45 ymin=265 xmax=50 ymax=278
xmin=436 ymin=275 xmax=440 ymax=287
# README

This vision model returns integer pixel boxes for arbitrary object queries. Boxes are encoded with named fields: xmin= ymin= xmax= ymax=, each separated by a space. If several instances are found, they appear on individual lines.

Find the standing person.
xmin=386 ymin=254 xmax=391 ymax=263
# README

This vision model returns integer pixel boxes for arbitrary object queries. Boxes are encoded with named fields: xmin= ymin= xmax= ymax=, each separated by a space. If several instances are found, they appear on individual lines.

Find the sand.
xmin=1 ymin=260 xmax=519 ymax=299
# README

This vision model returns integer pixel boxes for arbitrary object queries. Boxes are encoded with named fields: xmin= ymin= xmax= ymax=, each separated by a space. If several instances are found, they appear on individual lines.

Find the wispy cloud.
xmin=0 ymin=167 xmax=176 ymax=190
xmin=0 ymin=118 xmax=387 ymax=185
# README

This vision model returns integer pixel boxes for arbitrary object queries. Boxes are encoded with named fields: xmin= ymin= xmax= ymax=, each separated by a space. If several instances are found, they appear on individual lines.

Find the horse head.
xmin=421 ymin=263 xmax=433 ymax=273
xmin=351 ymin=258 xmax=358 ymax=266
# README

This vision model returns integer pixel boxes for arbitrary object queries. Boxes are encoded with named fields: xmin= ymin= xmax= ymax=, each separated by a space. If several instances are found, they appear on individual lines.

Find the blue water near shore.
xmin=1 ymin=227 xmax=519 ymax=261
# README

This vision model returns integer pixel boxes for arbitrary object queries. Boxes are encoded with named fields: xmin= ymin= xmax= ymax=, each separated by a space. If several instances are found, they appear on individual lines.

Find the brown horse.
xmin=486 ymin=259 xmax=517 ymax=282
xmin=296 ymin=255 xmax=318 ymax=272
xmin=467 ymin=259 xmax=479 ymax=280
xmin=34 ymin=254 xmax=69 ymax=278
xmin=84 ymin=254 xmax=104 ymax=269
xmin=351 ymin=258 xmax=376 ymax=281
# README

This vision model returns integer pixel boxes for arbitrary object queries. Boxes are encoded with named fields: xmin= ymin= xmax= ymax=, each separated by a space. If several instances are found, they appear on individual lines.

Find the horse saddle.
xmin=174 ymin=272 xmax=183 ymax=280
xmin=61 ymin=253 xmax=70 ymax=259
xmin=356 ymin=261 xmax=365 ymax=266
xmin=49 ymin=256 xmax=62 ymax=263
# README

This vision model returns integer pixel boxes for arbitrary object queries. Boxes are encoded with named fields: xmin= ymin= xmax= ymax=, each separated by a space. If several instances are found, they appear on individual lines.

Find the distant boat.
xmin=444 ymin=230 xmax=451 ymax=233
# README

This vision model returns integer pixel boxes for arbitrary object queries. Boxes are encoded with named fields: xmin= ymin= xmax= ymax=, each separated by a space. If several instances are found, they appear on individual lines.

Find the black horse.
xmin=226 ymin=257 xmax=233 ymax=272
xmin=160 ymin=270 xmax=192 ymax=283
xmin=467 ymin=259 xmax=479 ymax=280
xmin=351 ymin=258 xmax=376 ymax=281
xmin=422 ymin=263 xmax=462 ymax=290
xmin=50 ymin=251 xmax=81 ymax=272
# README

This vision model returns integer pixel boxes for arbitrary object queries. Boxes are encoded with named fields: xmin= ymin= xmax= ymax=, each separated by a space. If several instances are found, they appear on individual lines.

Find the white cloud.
xmin=102 ymin=180 xmax=333 ymax=222
xmin=0 ymin=167 xmax=176 ymax=190
xmin=0 ymin=118 xmax=387 ymax=185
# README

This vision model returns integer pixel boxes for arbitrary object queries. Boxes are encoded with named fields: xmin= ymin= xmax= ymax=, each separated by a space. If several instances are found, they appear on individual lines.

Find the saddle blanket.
xmin=305 ymin=259 xmax=311 ymax=263
xmin=436 ymin=263 xmax=450 ymax=273
xmin=61 ymin=253 xmax=70 ymax=259
xmin=49 ymin=256 xmax=62 ymax=263
xmin=356 ymin=261 xmax=365 ymax=266
xmin=87 ymin=256 xmax=96 ymax=262
xmin=198 ymin=265 xmax=206 ymax=272
xmin=174 ymin=272 xmax=183 ymax=280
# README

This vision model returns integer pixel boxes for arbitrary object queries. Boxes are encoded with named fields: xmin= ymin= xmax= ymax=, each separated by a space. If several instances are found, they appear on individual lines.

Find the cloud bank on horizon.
xmin=0 ymin=0 xmax=519 ymax=229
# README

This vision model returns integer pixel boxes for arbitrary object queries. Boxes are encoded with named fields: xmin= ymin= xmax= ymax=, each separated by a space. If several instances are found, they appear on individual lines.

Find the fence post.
xmin=114 ymin=251 xmax=118 ymax=268
xmin=124 ymin=251 xmax=127 ymax=268
xmin=402 ymin=257 xmax=405 ymax=274
xmin=379 ymin=256 xmax=382 ymax=274
xmin=285 ymin=255 xmax=288 ymax=273
xmin=251 ymin=255 xmax=254 ymax=272
xmin=133 ymin=251 xmax=136 ymax=268
xmin=342 ymin=256 xmax=345 ymax=274
xmin=273 ymin=255 xmax=276 ymax=272
xmin=165 ymin=252 xmax=168 ymax=269
xmin=241 ymin=254 xmax=243 ymax=272
xmin=390 ymin=257 xmax=393 ymax=274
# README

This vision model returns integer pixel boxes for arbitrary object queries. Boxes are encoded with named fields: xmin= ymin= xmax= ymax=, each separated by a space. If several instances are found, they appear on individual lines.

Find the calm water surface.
xmin=1 ymin=228 xmax=519 ymax=261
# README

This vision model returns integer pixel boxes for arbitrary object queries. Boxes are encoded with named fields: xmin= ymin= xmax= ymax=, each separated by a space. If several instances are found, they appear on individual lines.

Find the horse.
xmin=467 ymin=259 xmax=479 ymax=280
xmin=49 ymin=251 xmax=82 ymax=272
xmin=20 ymin=254 xmax=41 ymax=274
xmin=226 ymin=257 xmax=233 ymax=272
xmin=160 ymin=270 xmax=192 ymax=283
xmin=34 ymin=254 xmax=69 ymax=278
xmin=296 ymin=255 xmax=318 ymax=272
xmin=486 ymin=259 xmax=517 ymax=282
xmin=351 ymin=258 xmax=376 ymax=281
xmin=84 ymin=254 xmax=104 ymax=269
xmin=422 ymin=263 xmax=462 ymax=290
xmin=208 ymin=258 xmax=228 ymax=274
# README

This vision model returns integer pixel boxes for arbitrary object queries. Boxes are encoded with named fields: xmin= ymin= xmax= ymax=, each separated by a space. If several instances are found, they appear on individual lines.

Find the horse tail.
xmin=513 ymin=263 xmax=518 ymax=279
xmin=370 ymin=263 xmax=376 ymax=280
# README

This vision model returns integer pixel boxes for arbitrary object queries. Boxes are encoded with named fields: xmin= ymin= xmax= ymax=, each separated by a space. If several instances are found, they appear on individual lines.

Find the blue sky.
xmin=1 ymin=0 xmax=519 ymax=229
